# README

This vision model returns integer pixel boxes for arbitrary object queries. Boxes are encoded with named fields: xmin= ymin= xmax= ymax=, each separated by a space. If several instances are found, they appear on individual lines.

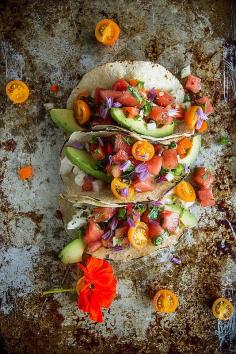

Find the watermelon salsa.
xmin=63 ymin=133 xmax=199 ymax=202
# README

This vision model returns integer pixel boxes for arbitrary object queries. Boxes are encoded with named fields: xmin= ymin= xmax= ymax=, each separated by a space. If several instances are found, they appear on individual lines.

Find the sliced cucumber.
xmin=59 ymin=232 xmax=85 ymax=264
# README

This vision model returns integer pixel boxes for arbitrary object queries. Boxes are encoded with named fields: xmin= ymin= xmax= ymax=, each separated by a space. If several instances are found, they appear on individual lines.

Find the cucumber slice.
xmin=59 ymin=233 xmax=85 ymax=264
xmin=50 ymin=109 xmax=81 ymax=133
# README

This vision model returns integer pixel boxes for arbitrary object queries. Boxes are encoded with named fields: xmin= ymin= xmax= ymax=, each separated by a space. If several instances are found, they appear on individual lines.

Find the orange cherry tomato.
xmin=196 ymin=120 xmax=208 ymax=133
xmin=177 ymin=137 xmax=193 ymax=157
xmin=128 ymin=221 xmax=148 ymax=250
xmin=50 ymin=84 xmax=59 ymax=92
xmin=212 ymin=297 xmax=235 ymax=321
xmin=111 ymin=178 xmax=135 ymax=201
xmin=132 ymin=141 xmax=155 ymax=162
xmin=6 ymin=80 xmax=29 ymax=104
xmin=184 ymin=106 xmax=200 ymax=129
xmin=152 ymin=289 xmax=179 ymax=313
xmin=175 ymin=181 xmax=196 ymax=202
xmin=129 ymin=79 xmax=138 ymax=86
xmin=18 ymin=165 xmax=33 ymax=180
xmin=95 ymin=19 xmax=120 ymax=45
xmin=74 ymin=99 xmax=91 ymax=125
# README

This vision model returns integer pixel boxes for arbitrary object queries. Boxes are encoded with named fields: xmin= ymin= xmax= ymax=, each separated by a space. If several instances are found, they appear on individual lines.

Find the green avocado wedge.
xmin=110 ymin=107 xmax=175 ymax=138
xmin=179 ymin=135 xmax=201 ymax=166
xmin=59 ymin=232 xmax=85 ymax=264
xmin=64 ymin=147 xmax=112 ymax=183
xmin=50 ymin=109 xmax=81 ymax=133
xmin=180 ymin=209 xmax=197 ymax=228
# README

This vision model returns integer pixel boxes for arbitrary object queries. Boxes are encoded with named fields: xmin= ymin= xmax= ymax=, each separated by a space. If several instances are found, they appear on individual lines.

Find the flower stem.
xmin=42 ymin=288 xmax=75 ymax=296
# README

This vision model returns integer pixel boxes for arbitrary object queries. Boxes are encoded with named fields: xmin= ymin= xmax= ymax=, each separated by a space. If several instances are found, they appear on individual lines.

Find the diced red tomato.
xmin=106 ymin=142 xmax=113 ymax=155
xmin=154 ymin=143 xmax=164 ymax=155
xmin=114 ymin=134 xmax=132 ymax=154
xmin=146 ymin=155 xmax=163 ymax=175
xmin=115 ymin=225 xmax=129 ymax=238
xmin=91 ymin=145 xmax=106 ymax=160
xmin=99 ymin=89 xmax=123 ymax=102
xmin=197 ymin=188 xmax=215 ymax=207
xmin=82 ymin=176 xmax=93 ymax=191
xmin=85 ymin=220 xmax=103 ymax=244
xmin=112 ymin=79 xmax=129 ymax=91
xmin=94 ymin=87 xmax=105 ymax=104
xmin=111 ymin=165 xmax=122 ymax=177
xmin=161 ymin=211 xmax=179 ymax=233
xmin=92 ymin=207 xmax=116 ymax=222
xmin=141 ymin=211 xmax=150 ymax=224
xmin=117 ymin=91 xmax=140 ymax=106
xmin=162 ymin=149 xmax=178 ymax=170
xmin=133 ymin=175 xmax=156 ymax=192
xmin=193 ymin=167 xmax=215 ymax=189
xmin=112 ymin=150 xmax=129 ymax=164
xmin=156 ymin=90 xmax=175 ymax=107
xmin=185 ymin=75 xmax=201 ymax=93
xmin=87 ymin=240 xmax=102 ymax=252
xmin=122 ymin=106 xmax=140 ymax=118
xmin=149 ymin=222 xmax=164 ymax=238
xmin=196 ymin=96 xmax=214 ymax=115
xmin=149 ymin=106 xmax=173 ymax=125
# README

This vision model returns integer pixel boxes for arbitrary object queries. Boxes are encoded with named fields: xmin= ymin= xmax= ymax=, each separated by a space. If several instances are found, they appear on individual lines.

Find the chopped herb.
xmin=134 ymin=203 xmax=147 ymax=214
xmin=159 ymin=167 xmax=169 ymax=176
xmin=218 ymin=136 xmax=229 ymax=145
xmin=184 ymin=94 xmax=191 ymax=102
xmin=143 ymin=100 xmax=153 ymax=116
xmin=137 ymin=80 xmax=144 ymax=88
xmin=121 ymin=164 xmax=135 ymax=177
xmin=153 ymin=236 xmax=163 ymax=246
xmin=173 ymin=163 xmax=184 ymax=176
xmin=169 ymin=141 xmax=177 ymax=149
xmin=118 ymin=207 xmax=126 ymax=220
xmin=112 ymin=237 xmax=123 ymax=246
xmin=148 ymin=206 xmax=159 ymax=220
xmin=127 ymin=86 xmax=143 ymax=103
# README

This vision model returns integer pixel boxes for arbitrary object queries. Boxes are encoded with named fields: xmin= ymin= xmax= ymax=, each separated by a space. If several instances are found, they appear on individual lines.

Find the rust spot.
xmin=0 ymin=139 xmax=17 ymax=152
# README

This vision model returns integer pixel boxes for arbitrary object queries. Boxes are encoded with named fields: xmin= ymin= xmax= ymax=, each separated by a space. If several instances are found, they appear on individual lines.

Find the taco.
xmin=59 ymin=186 xmax=198 ymax=262
xmin=60 ymin=130 xmax=201 ymax=205
xmin=50 ymin=61 xmax=199 ymax=141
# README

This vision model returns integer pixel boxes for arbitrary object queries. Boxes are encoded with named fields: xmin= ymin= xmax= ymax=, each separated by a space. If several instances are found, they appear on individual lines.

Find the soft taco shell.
xmin=66 ymin=61 xmax=193 ymax=142
xmin=59 ymin=196 xmax=184 ymax=262
xmin=61 ymin=131 xmax=184 ymax=205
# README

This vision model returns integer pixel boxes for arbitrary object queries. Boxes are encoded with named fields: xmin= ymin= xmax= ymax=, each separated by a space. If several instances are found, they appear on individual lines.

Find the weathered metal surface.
xmin=0 ymin=0 xmax=235 ymax=353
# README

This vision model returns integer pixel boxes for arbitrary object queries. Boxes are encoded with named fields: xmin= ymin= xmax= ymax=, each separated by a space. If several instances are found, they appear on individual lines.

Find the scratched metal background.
xmin=0 ymin=0 xmax=235 ymax=353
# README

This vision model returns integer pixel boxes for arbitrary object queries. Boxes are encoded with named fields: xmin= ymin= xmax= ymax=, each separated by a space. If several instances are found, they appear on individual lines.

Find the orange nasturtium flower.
xmin=77 ymin=257 xmax=117 ymax=322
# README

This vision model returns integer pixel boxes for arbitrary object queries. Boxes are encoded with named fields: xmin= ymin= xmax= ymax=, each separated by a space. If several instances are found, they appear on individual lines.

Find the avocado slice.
xmin=50 ymin=109 xmax=81 ymax=133
xmin=164 ymin=203 xmax=183 ymax=215
xmin=180 ymin=209 xmax=197 ymax=228
xmin=179 ymin=135 xmax=201 ymax=166
xmin=110 ymin=108 xmax=175 ymax=138
xmin=64 ymin=147 xmax=112 ymax=183
xmin=59 ymin=232 xmax=85 ymax=264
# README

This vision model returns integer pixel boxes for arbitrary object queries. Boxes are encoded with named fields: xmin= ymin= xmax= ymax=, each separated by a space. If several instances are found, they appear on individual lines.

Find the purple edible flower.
xmin=113 ymin=101 xmax=122 ymax=107
xmin=110 ymin=217 xmax=119 ymax=230
xmin=196 ymin=107 xmax=208 ymax=130
xmin=171 ymin=257 xmax=181 ymax=265
xmin=120 ymin=160 xmax=132 ymax=172
xmin=120 ymin=187 xmax=129 ymax=197
xmin=135 ymin=163 xmax=149 ymax=181
xmin=149 ymin=201 xmax=163 ymax=206
xmin=102 ymin=230 xmax=113 ymax=240
xmin=127 ymin=217 xmax=135 ymax=227
xmin=184 ymin=163 xmax=190 ymax=174
xmin=167 ymin=108 xmax=178 ymax=117
xmin=113 ymin=245 xmax=123 ymax=251
xmin=99 ymin=96 xmax=113 ymax=119
xmin=67 ymin=141 xmax=84 ymax=149
xmin=147 ymin=88 xmax=157 ymax=101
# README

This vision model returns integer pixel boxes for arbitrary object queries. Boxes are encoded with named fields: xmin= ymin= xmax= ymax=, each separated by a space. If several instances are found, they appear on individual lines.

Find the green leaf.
xmin=169 ymin=141 xmax=177 ymax=149
xmin=122 ymin=136 xmax=134 ymax=145
xmin=127 ymin=86 xmax=143 ymax=103
xmin=134 ymin=204 xmax=147 ymax=214
xmin=218 ymin=136 xmax=229 ymax=145
xmin=173 ymin=163 xmax=184 ymax=176
xmin=137 ymin=80 xmax=144 ymax=88
xmin=143 ymin=100 xmax=153 ymax=116
xmin=153 ymin=236 xmax=163 ymax=246
xmin=184 ymin=94 xmax=191 ymax=102
xmin=148 ymin=206 xmax=159 ymax=220
xmin=118 ymin=208 xmax=127 ymax=220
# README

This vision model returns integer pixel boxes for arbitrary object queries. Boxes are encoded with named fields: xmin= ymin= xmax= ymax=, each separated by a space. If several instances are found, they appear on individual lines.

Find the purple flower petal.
xmin=184 ymin=163 xmax=190 ymax=174
xmin=120 ymin=160 xmax=132 ymax=172
xmin=135 ymin=163 xmax=148 ymax=174
xmin=196 ymin=107 xmax=208 ymax=129
xmin=113 ymin=245 xmax=123 ymax=251
xmin=171 ymin=257 xmax=181 ymax=265
xmin=150 ymin=201 xmax=163 ymax=206
xmin=112 ymin=101 xmax=122 ymax=107
xmin=147 ymin=88 xmax=157 ymax=101
xmin=120 ymin=187 xmax=129 ymax=197
xmin=106 ymin=96 xmax=113 ymax=108
xmin=110 ymin=217 xmax=119 ymax=230
xmin=127 ymin=217 xmax=135 ymax=227
xmin=102 ymin=230 xmax=113 ymax=240
xmin=100 ymin=105 xmax=108 ymax=119
xmin=67 ymin=141 xmax=84 ymax=149
xmin=167 ymin=109 xmax=178 ymax=117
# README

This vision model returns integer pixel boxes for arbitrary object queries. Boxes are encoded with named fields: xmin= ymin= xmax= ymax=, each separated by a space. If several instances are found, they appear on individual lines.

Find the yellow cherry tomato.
xmin=212 ymin=297 xmax=235 ymax=321
xmin=175 ymin=180 xmax=196 ymax=202
xmin=95 ymin=19 xmax=120 ymax=45
xmin=132 ymin=141 xmax=155 ymax=162
xmin=184 ymin=106 xmax=200 ymax=129
xmin=111 ymin=178 xmax=135 ymax=201
xmin=128 ymin=221 xmax=148 ymax=250
xmin=152 ymin=289 xmax=179 ymax=313
xmin=6 ymin=80 xmax=29 ymax=104
xmin=74 ymin=99 xmax=91 ymax=125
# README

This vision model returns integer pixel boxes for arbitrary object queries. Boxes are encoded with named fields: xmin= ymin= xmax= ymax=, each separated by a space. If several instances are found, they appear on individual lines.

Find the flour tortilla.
xmin=61 ymin=131 xmax=184 ymax=205
xmin=59 ymin=196 xmax=184 ymax=262
xmin=66 ymin=61 xmax=193 ymax=142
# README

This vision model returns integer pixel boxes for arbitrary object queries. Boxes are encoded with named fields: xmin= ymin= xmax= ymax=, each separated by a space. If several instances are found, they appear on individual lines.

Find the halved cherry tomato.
xmin=132 ymin=141 xmax=155 ymax=162
xmin=128 ymin=221 xmax=148 ymax=250
xmin=212 ymin=297 xmax=235 ymax=321
xmin=184 ymin=106 xmax=200 ymax=129
xmin=175 ymin=181 xmax=196 ymax=202
xmin=122 ymin=106 xmax=140 ymax=118
xmin=129 ymin=79 xmax=138 ymax=86
xmin=50 ymin=84 xmax=59 ymax=92
xmin=95 ymin=19 xmax=120 ymax=45
xmin=152 ymin=289 xmax=179 ymax=313
xmin=74 ymin=99 xmax=91 ymax=125
xmin=18 ymin=165 xmax=33 ymax=180
xmin=196 ymin=120 xmax=208 ymax=133
xmin=177 ymin=137 xmax=193 ymax=157
xmin=111 ymin=178 xmax=135 ymax=201
xmin=6 ymin=80 xmax=29 ymax=104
